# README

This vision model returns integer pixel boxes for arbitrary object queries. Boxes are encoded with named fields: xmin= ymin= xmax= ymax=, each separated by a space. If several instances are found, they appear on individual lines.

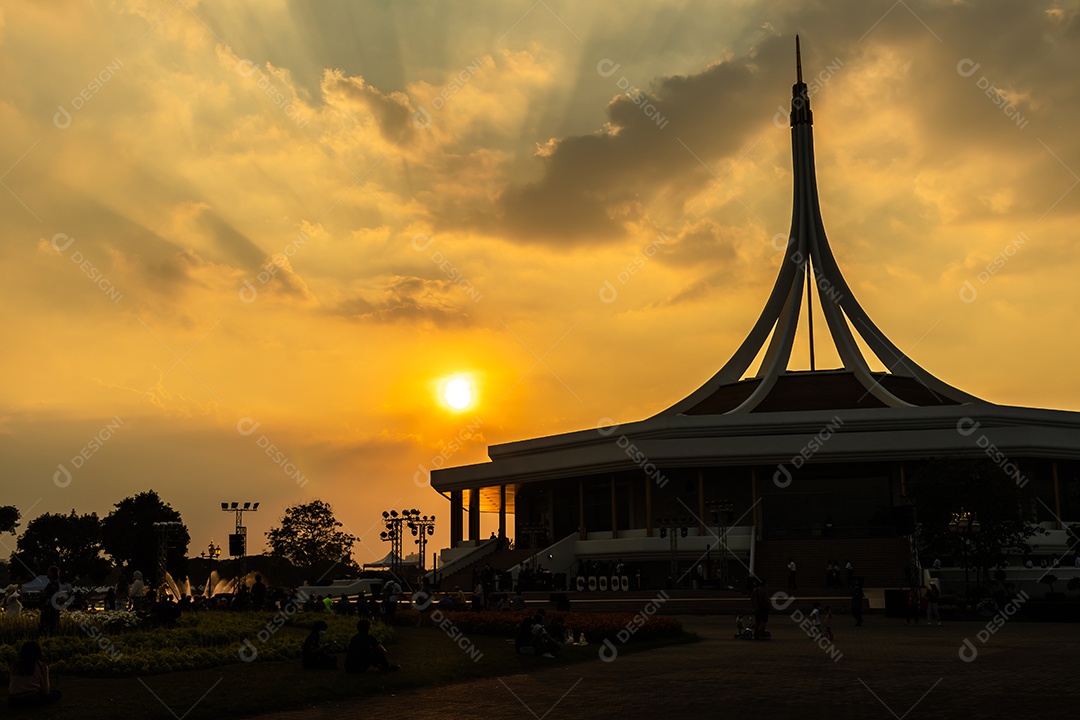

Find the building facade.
xmin=430 ymin=39 xmax=1080 ymax=589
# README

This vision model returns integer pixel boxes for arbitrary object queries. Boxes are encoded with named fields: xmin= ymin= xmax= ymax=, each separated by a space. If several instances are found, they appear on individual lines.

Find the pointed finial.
xmin=796 ymin=35 xmax=803 ymax=83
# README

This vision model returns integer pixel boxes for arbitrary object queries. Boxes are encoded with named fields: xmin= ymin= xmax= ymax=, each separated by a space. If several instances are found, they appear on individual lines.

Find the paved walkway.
xmin=253 ymin=616 xmax=1080 ymax=719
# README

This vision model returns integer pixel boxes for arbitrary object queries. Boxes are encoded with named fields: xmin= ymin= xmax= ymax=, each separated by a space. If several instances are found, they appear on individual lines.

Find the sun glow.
xmin=442 ymin=375 xmax=475 ymax=410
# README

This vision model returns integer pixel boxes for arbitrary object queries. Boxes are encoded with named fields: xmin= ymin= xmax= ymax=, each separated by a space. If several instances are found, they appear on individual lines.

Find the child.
xmin=809 ymin=602 xmax=822 ymax=638
xmin=822 ymin=605 xmax=834 ymax=642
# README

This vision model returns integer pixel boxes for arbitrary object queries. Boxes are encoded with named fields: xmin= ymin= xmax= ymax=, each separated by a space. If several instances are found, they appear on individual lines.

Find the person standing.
xmin=750 ymin=579 xmax=770 ymax=640
xmin=926 ymin=582 xmax=941 ymax=625
xmin=905 ymin=587 xmax=920 ymax=625
xmin=787 ymin=558 xmax=797 ymax=590
xmin=845 ymin=560 xmax=854 ymax=587
xmin=129 ymin=570 xmax=146 ymax=612
xmin=4 ymin=584 xmax=22 ymax=617
xmin=822 ymin=605 xmax=834 ymax=642
xmin=38 ymin=567 xmax=62 ymax=637
xmin=809 ymin=602 xmax=822 ymax=639
xmin=115 ymin=574 xmax=130 ymax=611
xmin=250 ymin=575 xmax=267 ymax=612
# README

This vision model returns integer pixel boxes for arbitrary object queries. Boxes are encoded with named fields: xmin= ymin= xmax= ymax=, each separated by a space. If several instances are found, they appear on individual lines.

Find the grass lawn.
xmin=5 ymin=623 xmax=696 ymax=719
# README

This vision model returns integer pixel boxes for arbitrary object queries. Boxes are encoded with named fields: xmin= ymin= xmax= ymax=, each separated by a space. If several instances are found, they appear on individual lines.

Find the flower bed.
xmin=0 ymin=609 xmax=393 ymax=676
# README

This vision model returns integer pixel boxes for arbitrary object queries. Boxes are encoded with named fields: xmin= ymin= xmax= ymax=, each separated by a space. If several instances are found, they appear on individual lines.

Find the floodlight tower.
xmin=404 ymin=509 xmax=436 ymax=580
xmin=220 ymin=501 xmax=260 ymax=557
xmin=380 ymin=510 xmax=405 ymax=578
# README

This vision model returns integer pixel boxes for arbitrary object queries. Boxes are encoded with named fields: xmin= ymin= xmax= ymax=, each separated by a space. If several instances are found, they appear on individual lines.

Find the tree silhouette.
xmin=11 ymin=510 xmax=110 ymax=584
xmin=0 ymin=505 xmax=20 ymax=534
xmin=266 ymin=500 xmax=357 ymax=577
xmin=101 ymin=490 xmax=189 ymax=584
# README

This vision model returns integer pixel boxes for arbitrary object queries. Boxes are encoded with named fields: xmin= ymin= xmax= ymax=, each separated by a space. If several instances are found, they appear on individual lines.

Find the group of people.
xmin=301 ymin=619 xmax=400 ymax=672
xmin=824 ymin=560 xmax=854 ymax=588
xmin=514 ymin=609 xmax=581 ymax=657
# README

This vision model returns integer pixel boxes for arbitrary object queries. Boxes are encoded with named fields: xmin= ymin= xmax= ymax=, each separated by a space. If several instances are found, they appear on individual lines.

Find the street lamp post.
xmin=949 ymin=510 xmax=981 ymax=601
xmin=200 ymin=540 xmax=221 ymax=596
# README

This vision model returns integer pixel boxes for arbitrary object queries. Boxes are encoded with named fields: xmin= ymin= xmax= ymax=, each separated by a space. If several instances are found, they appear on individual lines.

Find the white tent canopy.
xmin=364 ymin=552 xmax=420 ymax=568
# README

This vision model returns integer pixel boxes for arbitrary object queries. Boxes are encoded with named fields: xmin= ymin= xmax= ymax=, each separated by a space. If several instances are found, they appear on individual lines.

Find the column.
xmin=499 ymin=484 xmax=507 ymax=539
xmin=751 ymin=468 xmax=761 ymax=540
xmin=578 ymin=479 xmax=586 ymax=539
xmin=468 ymin=488 xmax=481 ymax=541
xmin=611 ymin=475 xmax=618 ymax=539
xmin=697 ymin=470 xmax=706 ymax=534
xmin=1053 ymin=461 xmax=1062 ymax=530
xmin=450 ymin=490 xmax=463 ymax=547
xmin=645 ymin=473 xmax=653 ymax=537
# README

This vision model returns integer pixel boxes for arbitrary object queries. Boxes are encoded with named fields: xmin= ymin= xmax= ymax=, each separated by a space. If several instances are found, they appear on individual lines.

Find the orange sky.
xmin=2 ymin=1 xmax=1079 ymax=565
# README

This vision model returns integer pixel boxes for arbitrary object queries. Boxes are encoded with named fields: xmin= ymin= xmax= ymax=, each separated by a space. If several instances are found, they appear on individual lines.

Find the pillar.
xmin=450 ymin=490 xmax=463 ymax=547
xmin=645 ymin=473 xmax=653 ymax=537
xmin=1053 ymin=462 xmax=1062 ymax=529
xmin=697 ymin=470 xmax=706 ymax=534
xmin=751 ymin=468 xmax=761 ymax=540
xmin=611 ymin=475 xmax=618 ymax=539
xmin=578 ymin=479 xmax=586 ymax=539
xmin=499 ymin=484 xmax=507 ymax=539
xmin=468 ymin=488 xmax=481 ymax=541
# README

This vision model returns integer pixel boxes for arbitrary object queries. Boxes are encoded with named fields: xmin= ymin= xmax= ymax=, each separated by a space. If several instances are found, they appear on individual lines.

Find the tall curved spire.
xmin=658 ymin=38 xmax=980 ymax=416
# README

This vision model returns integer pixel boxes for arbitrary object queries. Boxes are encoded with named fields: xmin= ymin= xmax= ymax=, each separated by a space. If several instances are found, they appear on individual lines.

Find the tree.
xmin=0 ymin=505 xmax=20 ymax=534
xmin=910 ymin=458 xmax=1046 ymax=594
xmin=101 ymin=490 xmax=189 ymax=584
xmin=266 ymin=500 xmax=357 ymax=575
xmin=10 ymin=510 xmax=111 ymax=584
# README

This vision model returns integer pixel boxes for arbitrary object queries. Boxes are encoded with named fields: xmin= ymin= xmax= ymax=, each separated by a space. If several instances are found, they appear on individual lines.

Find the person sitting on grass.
xmin=8 ymin=642 xmax=61 ymax=708
xmin=530 ymin=611 xmax=560 ymax=658
xmin=345 ymin=619 xmax=399 ymax=672
xmin=510 ymin=589 xmax=525 ymax=611
xmin=515 ymin=616 xmax=536 ymax=654
xmin=301 ymin=620 xmax=337 ymax=670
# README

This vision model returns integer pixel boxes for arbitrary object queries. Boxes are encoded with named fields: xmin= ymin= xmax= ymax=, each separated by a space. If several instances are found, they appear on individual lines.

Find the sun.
xmin=442 ymin=375 xmax=475 ymax=410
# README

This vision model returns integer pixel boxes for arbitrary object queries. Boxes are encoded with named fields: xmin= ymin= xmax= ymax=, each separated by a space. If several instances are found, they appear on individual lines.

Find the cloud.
xmin=328 ymin=275 xmax=477 ymax=326
xmin=321 ymin=68 xmax=413 ymax=141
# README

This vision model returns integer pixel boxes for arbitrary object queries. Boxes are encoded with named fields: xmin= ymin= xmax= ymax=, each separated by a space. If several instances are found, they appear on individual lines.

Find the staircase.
xmin=435 ymin=548 xmax=534 ymax=591
xmin=754 ymin=538 xmax=911 ymax=594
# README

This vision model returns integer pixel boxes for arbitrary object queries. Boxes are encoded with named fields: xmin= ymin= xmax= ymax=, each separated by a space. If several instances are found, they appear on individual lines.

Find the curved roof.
xmin=681 ymin=370 xmax=963 ymax=415
xmin=656 ymin=37 xmax=980 ymax=417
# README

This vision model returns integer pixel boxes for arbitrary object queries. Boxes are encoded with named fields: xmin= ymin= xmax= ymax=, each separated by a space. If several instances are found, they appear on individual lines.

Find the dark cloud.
xmin=439 ymin=34 xmax=809 ymax=245
xmin=329 ymin=275 xmax=476 ymax=325
xmin=322 ymin=69 xmax=412 ymax=140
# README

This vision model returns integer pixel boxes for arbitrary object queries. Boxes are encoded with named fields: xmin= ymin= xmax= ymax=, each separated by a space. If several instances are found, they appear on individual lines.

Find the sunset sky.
xmin=2 ymin=1 xmax=1078 ymax=566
